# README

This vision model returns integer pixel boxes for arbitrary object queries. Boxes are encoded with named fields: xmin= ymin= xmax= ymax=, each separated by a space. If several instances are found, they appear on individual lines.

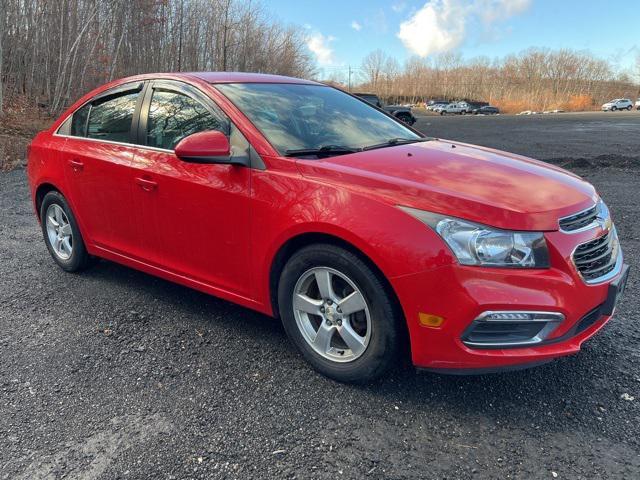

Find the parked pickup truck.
xmin=354 ymin=93 xmax=416 ymax=125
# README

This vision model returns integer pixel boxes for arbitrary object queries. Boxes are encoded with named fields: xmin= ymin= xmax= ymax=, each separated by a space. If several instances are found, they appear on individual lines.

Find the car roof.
xmin=185 ymin=72 xmax=321 ymax=85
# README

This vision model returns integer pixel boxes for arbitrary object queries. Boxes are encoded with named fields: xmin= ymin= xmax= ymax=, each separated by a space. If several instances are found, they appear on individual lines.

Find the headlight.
xmin=399 ymin=207 xmax=550 ymax=268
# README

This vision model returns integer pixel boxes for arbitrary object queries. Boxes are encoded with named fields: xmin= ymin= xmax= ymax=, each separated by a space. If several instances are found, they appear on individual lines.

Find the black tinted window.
xmin=71 ymin=104 xmax=90 ymax=136
xmin=146 ymin=90 xmax=225 ymax=150
xmin=87 ymin=91 xmax=139 ymax=143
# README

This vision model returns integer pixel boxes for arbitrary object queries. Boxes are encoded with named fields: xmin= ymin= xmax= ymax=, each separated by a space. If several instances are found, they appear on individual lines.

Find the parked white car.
xmin=601 ymin=99 xmax=633 ymax=111
xmin=439 ymin=102 xmax=467 ymax=115
xmin=635 ymin=98 xmax=640 ymax=110
xmin=428 ymin=102 xmax=448 ymax=111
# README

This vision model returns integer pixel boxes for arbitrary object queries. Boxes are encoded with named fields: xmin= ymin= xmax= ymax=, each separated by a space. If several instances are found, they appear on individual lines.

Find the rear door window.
xmin=86 ymin=91 xmax=140 ymax=143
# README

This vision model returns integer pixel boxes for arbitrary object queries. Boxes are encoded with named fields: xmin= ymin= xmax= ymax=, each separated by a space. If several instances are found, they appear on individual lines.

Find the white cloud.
xmin=391 ymin=1 xmax=407 ymax=12
xmin=307 ymin=33 xmax=337 ymax=65
xmin=351 ymin=20 xmax=362 ymax=31
xmin=397 ymin=0 xmax=531 ymax=58
xmin=478 ymin=0 xmax=531 ymax=23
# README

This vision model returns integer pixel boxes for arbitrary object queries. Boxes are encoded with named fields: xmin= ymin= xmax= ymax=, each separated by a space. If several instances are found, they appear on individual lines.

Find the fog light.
xmin=419 ymin=313 xmax=445 ymax=328
xmin=462 ymin=310 xmax=564 ymax=348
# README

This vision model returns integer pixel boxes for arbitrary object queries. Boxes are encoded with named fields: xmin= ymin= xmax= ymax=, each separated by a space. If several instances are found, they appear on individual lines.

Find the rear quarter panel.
xmin=27 ymin=131 xmax=69 ymax=218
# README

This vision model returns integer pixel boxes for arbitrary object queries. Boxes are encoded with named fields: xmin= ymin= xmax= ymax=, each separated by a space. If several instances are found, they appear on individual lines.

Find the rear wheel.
xmin=396 ymin=112 xmax=413 ymax=125
xmin=40 ymin=191 xmax=93 ymax=272
xmin=627 ymin=105 xmax=632 ymax=111
xmin=278 ymin=244 xmax=402 ymax=383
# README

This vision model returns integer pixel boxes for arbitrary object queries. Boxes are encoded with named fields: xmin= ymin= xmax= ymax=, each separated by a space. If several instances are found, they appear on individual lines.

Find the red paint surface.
xmin=27 ymin=73 xmax=624 ymax=371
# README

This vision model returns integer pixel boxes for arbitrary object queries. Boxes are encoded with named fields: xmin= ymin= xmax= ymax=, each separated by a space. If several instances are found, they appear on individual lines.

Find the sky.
xmin=267 ymin=0 xmax=639 ymax=80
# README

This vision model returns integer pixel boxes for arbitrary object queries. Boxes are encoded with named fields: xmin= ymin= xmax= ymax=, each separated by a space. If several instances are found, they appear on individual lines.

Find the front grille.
xmin=572 ymin=228 xmax=619 ymax=282
xmin=559 ymin=205 xmax=597 ymax=232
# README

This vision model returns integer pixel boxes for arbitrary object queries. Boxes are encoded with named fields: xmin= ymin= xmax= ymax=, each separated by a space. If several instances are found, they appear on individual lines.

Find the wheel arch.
xmin=34 ymin=182 xmax=63 ymax=219
xmin=268 ymin=232 xmax=411 ymax=359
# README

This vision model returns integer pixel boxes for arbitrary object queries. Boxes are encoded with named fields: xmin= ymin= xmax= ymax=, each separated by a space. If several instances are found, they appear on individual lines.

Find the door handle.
xmin=135 ymin=177 xmax=158 ymax=192
xmin=68 ymin=159 xmax=84 ymax=171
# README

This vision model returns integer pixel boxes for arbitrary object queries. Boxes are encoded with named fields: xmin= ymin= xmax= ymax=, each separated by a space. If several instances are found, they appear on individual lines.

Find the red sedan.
xmin=27 ymin=73 xmax=629 ymax=382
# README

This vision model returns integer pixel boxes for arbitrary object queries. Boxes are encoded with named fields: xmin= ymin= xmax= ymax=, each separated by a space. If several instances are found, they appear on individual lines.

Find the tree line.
xmin=358 ymin=49 xmax=639 ymax=112
xmin=0 ymin=0 xmax=314 ymax=114
xmin=1 ymin=1 xmax=638 ymax=116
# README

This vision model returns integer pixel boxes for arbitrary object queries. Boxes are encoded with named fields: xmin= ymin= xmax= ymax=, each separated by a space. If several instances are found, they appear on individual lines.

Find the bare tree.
xmin=361 ymin=49 xmax=387 ymax=92
xmin=0 ymin=0 xmax=4 ymax=114
xmin=1 ymin=0 xmax=315 ymax=114
xmin=357 ymin=47 xmax=636 ymax=112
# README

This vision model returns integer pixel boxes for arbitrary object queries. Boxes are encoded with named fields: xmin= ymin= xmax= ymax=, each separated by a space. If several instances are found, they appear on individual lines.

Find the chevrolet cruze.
xmin=27 ymin=73 xmax=629 ymax=382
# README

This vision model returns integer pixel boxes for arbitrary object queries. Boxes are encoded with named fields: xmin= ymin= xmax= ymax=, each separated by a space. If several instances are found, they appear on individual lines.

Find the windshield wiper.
xmin=284 ymin=145 xmax=361 ymax=158
xmin=362 ymin=137 xmax=430 ymax=151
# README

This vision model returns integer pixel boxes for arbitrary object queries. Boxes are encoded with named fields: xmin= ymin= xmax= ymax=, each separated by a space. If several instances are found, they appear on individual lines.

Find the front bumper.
xmin=391 ymin=228 xmax=628 ymax=372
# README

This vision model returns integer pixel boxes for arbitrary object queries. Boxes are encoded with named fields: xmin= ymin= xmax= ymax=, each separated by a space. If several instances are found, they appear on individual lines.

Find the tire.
xmin=627 ymin=105 xmax=632 ymax=111
xmin=461 ymin=110 xmax=466 ymax=115
xmin=278 ymin=244 xmax=402 ymax=383
xmin=40 ymin=191 xmax=94 ymax=272
xmin=396 ymin=113 xmax=411 ymax=125
xmin=611 ymin=106 xmax=617 ymax=111
xmin=440 ymin=111 xmax=446 ymax=115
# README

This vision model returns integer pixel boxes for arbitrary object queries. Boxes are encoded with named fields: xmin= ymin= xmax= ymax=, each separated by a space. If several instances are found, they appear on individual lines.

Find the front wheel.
xmin=278 ymin=244 xmax=402 ymax=383
xmin=40 ymin=191 xmax=93 ymax=272
xmin=627 ymin=105 xmax=632 ymax=111
xmin=611 ymin=106 xmax=617 ymax=111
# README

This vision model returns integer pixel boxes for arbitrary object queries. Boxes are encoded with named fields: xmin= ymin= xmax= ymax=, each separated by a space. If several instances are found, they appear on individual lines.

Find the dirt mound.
xmin=545 ymin=154 xmax=640 ymax=170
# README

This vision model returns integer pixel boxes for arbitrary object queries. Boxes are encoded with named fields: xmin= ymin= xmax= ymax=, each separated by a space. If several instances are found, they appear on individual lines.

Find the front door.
xmin=130 ymin=82 xmax=253 ymax=297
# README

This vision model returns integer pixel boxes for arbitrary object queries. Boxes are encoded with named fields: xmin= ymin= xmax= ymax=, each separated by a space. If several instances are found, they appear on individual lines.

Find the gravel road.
xmin=1 ymin=113 xmax=639 ymax=479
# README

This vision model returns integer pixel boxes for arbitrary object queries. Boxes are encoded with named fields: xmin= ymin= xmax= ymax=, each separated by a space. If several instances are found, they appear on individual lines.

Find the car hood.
xmin=295 ymin=140 xmax=597 ymax=231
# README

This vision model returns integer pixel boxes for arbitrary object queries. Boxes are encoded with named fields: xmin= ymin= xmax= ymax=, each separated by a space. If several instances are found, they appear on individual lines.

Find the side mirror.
xmin=174 ymin=130 xmax=248 ymax=166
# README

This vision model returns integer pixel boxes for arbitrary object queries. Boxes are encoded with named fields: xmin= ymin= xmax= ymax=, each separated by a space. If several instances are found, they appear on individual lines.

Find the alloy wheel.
xmin=292 ymin=267 xmax=371 ymax=362
xmin=45 ymin=204 xmax=73 ymax=260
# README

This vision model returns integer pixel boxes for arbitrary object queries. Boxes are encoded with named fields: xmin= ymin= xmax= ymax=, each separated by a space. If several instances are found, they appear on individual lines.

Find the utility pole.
xmin=348 ymin=65 xmax=352 ymax=92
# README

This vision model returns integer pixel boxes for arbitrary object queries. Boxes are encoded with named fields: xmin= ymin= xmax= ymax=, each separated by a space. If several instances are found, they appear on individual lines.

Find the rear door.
xmin=129 ymin=80 xmax=253 ymax=296
xmin=60 ymin=83 xmax=145 ymax=257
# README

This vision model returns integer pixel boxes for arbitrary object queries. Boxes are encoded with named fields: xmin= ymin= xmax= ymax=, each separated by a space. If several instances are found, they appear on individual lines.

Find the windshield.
xmin=216 ymin=83 xmax=420 ymax=155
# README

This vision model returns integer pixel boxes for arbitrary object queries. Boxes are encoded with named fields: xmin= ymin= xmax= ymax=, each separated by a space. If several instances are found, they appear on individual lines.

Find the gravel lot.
xmin=1 ymin=112 xmax=639 ymax=479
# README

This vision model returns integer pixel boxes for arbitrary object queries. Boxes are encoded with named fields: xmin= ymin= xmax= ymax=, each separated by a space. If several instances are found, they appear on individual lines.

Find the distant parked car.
xmin=427 ymin=102 xmax=448 ymax=111
xmin=635 ymin=98 xmax=640 ymax=110
xmin=439 ymin=102 xmax=467 ymax=115
xmin=353 ymin=93 xmax=416 ymax=125
xmin=601 ymin=99 xmax=633 ymax=111
xmin=461 ymin=102 xmax=486 ymax=113
xmin=472 ymin=105 xmax=500 ymax=115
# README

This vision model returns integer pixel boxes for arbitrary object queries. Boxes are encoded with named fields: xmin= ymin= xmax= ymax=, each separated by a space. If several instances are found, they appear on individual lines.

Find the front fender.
xmin=251 ymin=165 xmax=455 ymax=312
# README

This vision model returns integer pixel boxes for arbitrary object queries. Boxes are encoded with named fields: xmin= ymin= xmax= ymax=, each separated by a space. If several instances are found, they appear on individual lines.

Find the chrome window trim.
xmin=52 ymin=132 xmax=173 ymax=154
